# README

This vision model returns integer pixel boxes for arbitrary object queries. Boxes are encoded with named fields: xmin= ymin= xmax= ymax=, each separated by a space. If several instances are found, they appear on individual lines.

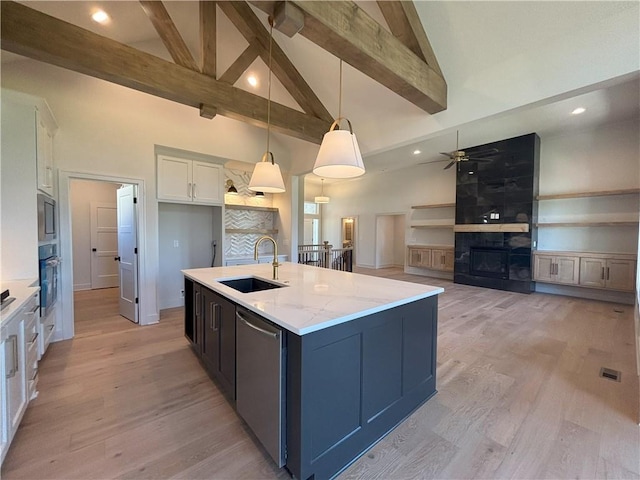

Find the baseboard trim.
xmin=73 ymin=283 xmax=91 ymax=291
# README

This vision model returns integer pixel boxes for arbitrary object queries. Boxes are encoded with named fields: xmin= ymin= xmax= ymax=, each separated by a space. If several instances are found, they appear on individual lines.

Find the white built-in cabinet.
xmin=1 ymin=301 xmax=28 ymax=464
xmin=579 ymin=256 xmax=636 ymax=292
xmin=407 ymin=245 xmax=454 ymax=272
xmin=36 ymin=108 xmax=55 ymax=197
xmin=157 ymin=155 xmax=223 ymax=205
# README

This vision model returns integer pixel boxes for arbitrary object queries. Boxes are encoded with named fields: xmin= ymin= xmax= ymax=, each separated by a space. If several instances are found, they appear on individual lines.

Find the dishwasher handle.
xmin=236 ymin=311 xmax=280 ymax=339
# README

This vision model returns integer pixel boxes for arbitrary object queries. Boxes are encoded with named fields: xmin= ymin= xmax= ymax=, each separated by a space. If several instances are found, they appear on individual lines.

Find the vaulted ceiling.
xmin=0 ymin=0 xmax=447 ymax=144
xmin=2 ymin=1 xmax=638 ymax=177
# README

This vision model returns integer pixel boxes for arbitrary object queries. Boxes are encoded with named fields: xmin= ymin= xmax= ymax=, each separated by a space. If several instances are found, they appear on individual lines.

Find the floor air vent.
xmin=600 ymin=367 xmax=621 ymax=382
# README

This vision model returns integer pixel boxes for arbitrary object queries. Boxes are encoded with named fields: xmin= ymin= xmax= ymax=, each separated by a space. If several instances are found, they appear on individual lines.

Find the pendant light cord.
xmin=266 ymin=18 xmax=273 ymax=163
xmin=338 ymin=59 xmax=343 ymax=120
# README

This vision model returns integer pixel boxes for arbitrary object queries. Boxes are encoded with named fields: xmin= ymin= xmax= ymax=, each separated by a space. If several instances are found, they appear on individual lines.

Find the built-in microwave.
xmin=37 ymin=194 xmax=57 ymax=242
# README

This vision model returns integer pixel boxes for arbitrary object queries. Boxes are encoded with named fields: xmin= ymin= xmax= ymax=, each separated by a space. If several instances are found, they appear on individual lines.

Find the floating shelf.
xmin=411 ymin=203 xmax=455 ymax=209
xmin=537 ymin=188 xmax=640 ymax=200
xmin=453 ymin=223 xmax=530 ymax=233
xmin=225 ymin=204 xmax=278 ymax=212
xmin=410 ymin=223 xmax=455 ymax=229
xmin=536 ymin=221 xmax=638 ymax=227
xmin=225 ymin=228 xmax=278 ymax=234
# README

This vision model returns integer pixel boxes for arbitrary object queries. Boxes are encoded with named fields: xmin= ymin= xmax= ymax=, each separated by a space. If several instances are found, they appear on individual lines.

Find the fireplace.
xmin=470 ymin=246 xmax=509 ymax=279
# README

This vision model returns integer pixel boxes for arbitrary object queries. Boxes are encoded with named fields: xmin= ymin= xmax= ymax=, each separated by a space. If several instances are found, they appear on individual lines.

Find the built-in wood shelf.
xmin=225 ymin=204 xmax=278 ymax=212
xmin=536 ymin=188 xmax=640 ymax=200
xmin=536 ymin=221 xmax=639 ymax=227
xmin=225 ymin=228 xmax=279 ymax=234
xmin=410 ymin=223 xmax=455 ymax=229
xmin=411 ymin=203 xmax=455 ymax=209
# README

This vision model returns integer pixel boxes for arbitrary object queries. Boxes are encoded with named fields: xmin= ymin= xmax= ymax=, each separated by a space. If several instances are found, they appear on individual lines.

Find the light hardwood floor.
xmin=2 ymin=272 xmax=639 ymax=479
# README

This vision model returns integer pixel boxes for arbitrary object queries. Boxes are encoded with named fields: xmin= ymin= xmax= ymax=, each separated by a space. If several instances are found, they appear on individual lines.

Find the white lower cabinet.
xmin=1 ymin=307 xmax=28 ymax=465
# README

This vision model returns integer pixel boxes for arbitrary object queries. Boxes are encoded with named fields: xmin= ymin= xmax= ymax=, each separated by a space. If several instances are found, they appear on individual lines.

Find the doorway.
xmin=59 ymin=171 xmax=146 ymax=341
xmin=374 ymin=214 xmax=406 ymax=269
xmin=70 ymin=179 xmax=139 ymax=334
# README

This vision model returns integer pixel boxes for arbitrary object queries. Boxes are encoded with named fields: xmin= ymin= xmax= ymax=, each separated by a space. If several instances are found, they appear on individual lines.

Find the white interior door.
xmin=117 ymin=185 xmax=139 ymax=323
xmin=90 ymin=202 xmax=119 ymax=289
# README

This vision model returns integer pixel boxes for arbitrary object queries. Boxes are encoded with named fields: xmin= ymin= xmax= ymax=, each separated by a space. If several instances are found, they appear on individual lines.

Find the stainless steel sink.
xmin=217 ymin=276 xmax=286 ymax=293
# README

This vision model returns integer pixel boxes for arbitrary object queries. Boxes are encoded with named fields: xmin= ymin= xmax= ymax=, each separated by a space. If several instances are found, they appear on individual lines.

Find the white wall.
xmin=538 ymin=119 xmax=640 ymax=253
xmin=0 ymin=59 xmax=314 ymax=326
xmin=321 ymin=118 xmax=639 ymax=271
xmin=70 ymin=180 xmax=120 ymax=290
xmin=394 ymin=215 xmax=406 ymax=265
xmin=158 ymin=203 xmax=221 ymax=309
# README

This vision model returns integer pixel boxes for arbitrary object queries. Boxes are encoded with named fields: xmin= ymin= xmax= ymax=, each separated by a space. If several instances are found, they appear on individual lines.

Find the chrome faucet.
xmin=254 ymin=235 xmax=279 ymax=280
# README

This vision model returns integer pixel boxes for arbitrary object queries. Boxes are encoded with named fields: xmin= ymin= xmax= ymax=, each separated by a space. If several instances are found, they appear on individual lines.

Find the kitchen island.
xmin=183 ymin=263 xmax=443 ymax=480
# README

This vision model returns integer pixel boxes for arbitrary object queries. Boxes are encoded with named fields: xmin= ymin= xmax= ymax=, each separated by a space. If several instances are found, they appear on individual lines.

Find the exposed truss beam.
xmin=0 ymin=1 xmax=327 ymax=143
xmin=218 ymin=1 xmax=333 ymax=122
xmin=377 ymin=1 xmax=443 ymax=77
xmin=199 ymin=0 xmax=217 ymax=76
xmin=218 ymin=44 xmax=260 ymax=85
xmin=139 ymin=1 xmax=199 ymax=72
xmin=251 ymin=0 xmax=447 ymax=114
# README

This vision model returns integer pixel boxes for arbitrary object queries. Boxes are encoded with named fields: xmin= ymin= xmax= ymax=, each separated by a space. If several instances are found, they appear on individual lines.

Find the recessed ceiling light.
xmin=571 ymin=107 xmax=586 ymax=115
xmin=91 ymin=10 xmax=109 ymax=24
xmin=247 ymin=76 xmax=258 ymax=87
xmin=413 ymin=149 xmax=421 ymax=155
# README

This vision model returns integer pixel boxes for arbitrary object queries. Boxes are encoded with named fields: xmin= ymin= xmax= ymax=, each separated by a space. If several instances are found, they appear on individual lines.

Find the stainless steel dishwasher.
xmin=235 ymin=307 xmax=285 ymax=467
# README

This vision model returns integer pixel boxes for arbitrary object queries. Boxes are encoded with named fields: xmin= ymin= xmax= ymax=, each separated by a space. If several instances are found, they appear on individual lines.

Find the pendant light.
xmin=313 ymin=59 xmax=365 ymax=179
xmin=248 ymin=18 xmax=286 ymax=194
xmin=314 ymin=178 xmax=330 ymax=204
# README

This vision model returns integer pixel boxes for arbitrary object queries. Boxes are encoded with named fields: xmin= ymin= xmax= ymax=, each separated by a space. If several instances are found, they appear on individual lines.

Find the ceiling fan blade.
xmin=418 ymin=159 xmax=448 ymax=165
xmin=467 ymin=157 xmax=494 ymax=163
xmin=443 ymin=161 xmax=456 ymax=170
xmin=439 ymin=152 xmax=454 ymax=158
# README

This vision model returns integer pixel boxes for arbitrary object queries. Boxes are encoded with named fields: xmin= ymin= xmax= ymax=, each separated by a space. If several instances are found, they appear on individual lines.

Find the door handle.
xmin=236 ymin=311 xmax=279 ymax=339
xmin=114 ymin=256 xmax=121 ymax=261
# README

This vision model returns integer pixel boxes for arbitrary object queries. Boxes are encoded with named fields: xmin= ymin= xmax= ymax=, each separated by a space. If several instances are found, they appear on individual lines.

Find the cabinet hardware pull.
xmin=47 ymin=324 xmax=55 ymax=332
xmin=188 ymin=182 xmax=192 ymax=198
xmin=601 ymin=267 xmax=605 ymax=280
xmin=29 ymin=332 xmax=39 ymax=345
xmin=195 ymin=291 xmax=201 ymax=318
xmin=193 ymin=183 xmax=197 ymax=199
xmin=5 ymin=335 xmax=17 ymax=378
xmin=606 ymin=267 xmax=610 ymax=280
xmin=236 ymin=311 xmax=279 ymax=339
xmin=29 ymin=305 xmax=40 ymax=314
xmin=31 ymin=368 xmax=38 ymax=381
xmin=210 ymin=302 xmax=219 ymax=331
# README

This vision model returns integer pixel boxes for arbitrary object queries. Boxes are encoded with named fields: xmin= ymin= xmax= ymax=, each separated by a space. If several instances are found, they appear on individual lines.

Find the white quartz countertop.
xmin=0 ymin=278 xmax=39 ymax=327
xmin=183 ymin=263 xmax=443 ymax=335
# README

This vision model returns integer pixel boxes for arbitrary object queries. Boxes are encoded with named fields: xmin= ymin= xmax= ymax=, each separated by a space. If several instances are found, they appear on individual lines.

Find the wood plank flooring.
xmin=2 ymin=273 xmax=639 ymax=479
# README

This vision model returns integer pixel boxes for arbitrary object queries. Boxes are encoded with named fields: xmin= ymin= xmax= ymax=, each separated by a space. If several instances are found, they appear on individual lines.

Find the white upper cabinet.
xmin=157 ymin=155 xmax=223 ymax=205
xmin=36 ymin=108 xmax=55 ymax=197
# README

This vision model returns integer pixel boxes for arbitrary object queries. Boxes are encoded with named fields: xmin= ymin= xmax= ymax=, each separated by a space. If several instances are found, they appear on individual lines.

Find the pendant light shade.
xmin=314 ymin=178 xmax=330 ymax=204
xmin=248 ymin=17 xmax=286 ymax=194
xmin=312 ymin=60 xmax=365 ymax=179
xmin=249 ymin=152 xmax=285 ymax=193
xmin=313 ymin=119 xmax=365 ymax=178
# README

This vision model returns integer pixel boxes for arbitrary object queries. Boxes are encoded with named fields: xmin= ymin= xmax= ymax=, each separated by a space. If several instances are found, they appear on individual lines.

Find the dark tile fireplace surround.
xmin=454 ymin=133 xmax=540 ymax=293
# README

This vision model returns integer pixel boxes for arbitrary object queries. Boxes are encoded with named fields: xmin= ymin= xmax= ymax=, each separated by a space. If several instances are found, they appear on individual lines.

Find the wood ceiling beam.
xmin=250 ymin=0 xmax=447 ymax=114
xmin=218 ymin=44 xmax=260 ymax=84
xmin=218 ymin=1 xmax=333 ymax=123
xmin=0 ymin=1 xmax=327 ymax=144
xmin=199 ymin=0 xmax=217 ymax=77
xmin=377 ymin=1 xmax=443 ymax=77
xmin=139 ymin=1 xmax=199 ymax=72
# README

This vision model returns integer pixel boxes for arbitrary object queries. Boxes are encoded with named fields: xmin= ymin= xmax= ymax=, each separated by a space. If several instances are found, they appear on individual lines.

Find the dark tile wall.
xmin=454 ymin=133 xmax=540 ymax=293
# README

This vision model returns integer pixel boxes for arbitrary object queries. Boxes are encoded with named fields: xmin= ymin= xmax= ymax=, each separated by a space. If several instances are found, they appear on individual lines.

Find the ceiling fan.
xmin=421 ymin=131 xmax=499 ymax=170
